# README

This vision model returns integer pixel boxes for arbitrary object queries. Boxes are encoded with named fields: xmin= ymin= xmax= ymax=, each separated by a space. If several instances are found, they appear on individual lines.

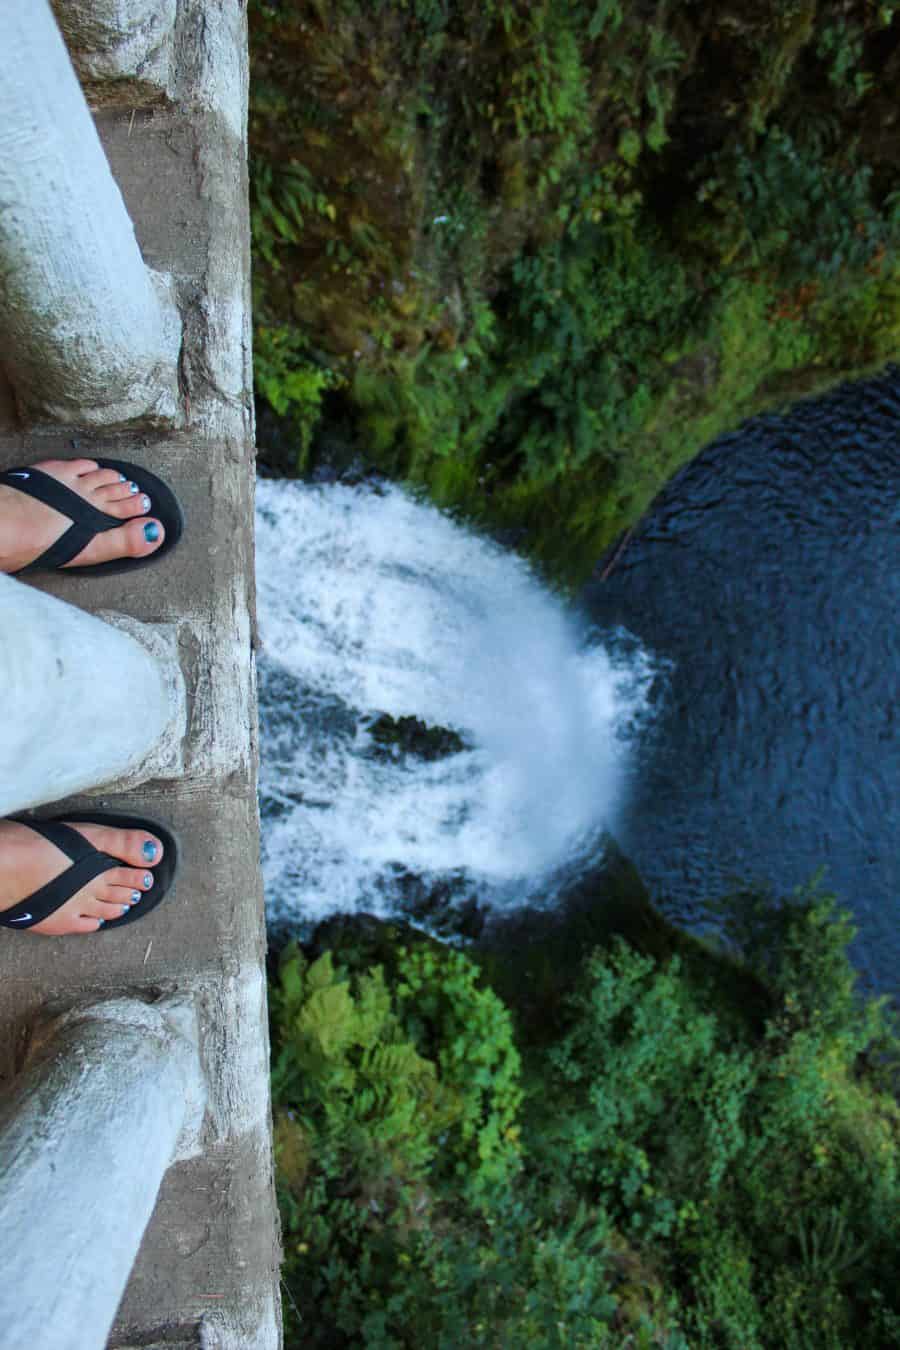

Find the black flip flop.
xmin=1 ymin=457 xmax=184 ymax=577
xmin=0 ymin=813 xmax=179 ymax=933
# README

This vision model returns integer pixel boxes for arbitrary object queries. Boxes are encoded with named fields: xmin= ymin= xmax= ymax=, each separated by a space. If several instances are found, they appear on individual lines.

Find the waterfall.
xmin=256 ymin=479 xmax=653 ymax=931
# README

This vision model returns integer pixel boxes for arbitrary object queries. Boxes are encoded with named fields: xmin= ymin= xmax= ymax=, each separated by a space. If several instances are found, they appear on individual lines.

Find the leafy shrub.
xmin=270 ymin=881 xmax=900 ymax=1347
xmin=525 ymin=885 xmax=900 ymax=1347
xmin=272 ymin=942 xmax=604 ymax=1347
xmin=694 ymin=127 xmax=896 ymax=283
xmin=705 ymin=877 xmax=896 ymax=1052
xmin=250 ymin=0 xmax=900 ymax=581
xmin=392 ymin=942 xmax=523 ymax=1200
xmin=253 ymin=327 xmax=341 ymax=468
xmin=531 ymin=941 xmax=757 ymax=1239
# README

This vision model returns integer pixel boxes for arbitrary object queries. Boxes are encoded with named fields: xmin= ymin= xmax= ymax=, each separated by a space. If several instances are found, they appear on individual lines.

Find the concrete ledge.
xmin=112 ymin=1341 xmax=199 ymax=1350
xmin=0 ymin=3 xmax=184 ymax=428
xmin=52 ymin=0 xmax=177 ymax=105
xmin=0 ymin=994 xmax=207 ymax=1350
xmin=26 ymin=993 xmax=207 ymax=1161
xmin=111 ymin=1339 xmax=200 ymax=1350
xmin=0 ymin=0 xmax=281 ymax=1345
xmin=94 ymin=613 xmax=187 ymax=786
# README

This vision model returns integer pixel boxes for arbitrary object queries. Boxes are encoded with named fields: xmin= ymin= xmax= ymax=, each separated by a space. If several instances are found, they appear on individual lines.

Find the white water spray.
xmin=256 ymin=479 xmax=652 ymax=930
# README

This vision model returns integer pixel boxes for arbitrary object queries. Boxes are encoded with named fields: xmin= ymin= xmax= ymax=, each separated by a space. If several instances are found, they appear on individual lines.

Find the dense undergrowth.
xmin=250 ymin=0 xmax=900 ymax=582
xmin=270 ymin=878 xmax=900 ymax=1348
xmin=255 ymin=5 xmax=900 ymax=1341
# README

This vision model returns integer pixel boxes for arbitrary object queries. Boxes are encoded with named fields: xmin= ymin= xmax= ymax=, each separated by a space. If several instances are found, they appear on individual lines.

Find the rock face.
xmin=249 ymin=1 xmax=900 ymax=581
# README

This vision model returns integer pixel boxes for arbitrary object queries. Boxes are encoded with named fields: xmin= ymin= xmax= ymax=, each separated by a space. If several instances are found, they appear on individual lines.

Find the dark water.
xmin=582 ymin=370 xmax=900 ymax=995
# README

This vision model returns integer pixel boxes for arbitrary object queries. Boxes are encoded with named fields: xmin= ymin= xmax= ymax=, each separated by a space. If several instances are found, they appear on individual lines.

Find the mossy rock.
xmin=365 ymin=713 xmax=467 ymax=763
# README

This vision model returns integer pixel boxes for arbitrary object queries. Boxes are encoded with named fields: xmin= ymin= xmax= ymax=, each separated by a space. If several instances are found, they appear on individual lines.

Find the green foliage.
xmin=270 ymin=949 xmax=451 ymax=1188
xmin=253 ymin=327 xmax=340 ymax=467
xmin=251 ymin=160 xmax=337 ymax=269
xmin=272 ymin=939 xmax=635 ymax=1347
xmin=814 ymin=6 xmax=896 ymax=103
xmin=271 ymin=883 xmax=900 ymax=1347
xmin=695 ymin=127 xmax=895 ymax=282
xmin=249 ymin=0 xmax=900 ymax=582
xmin=587 ymin=0 xmax=624 ymax=40
xmin=687 ymin=1226 xmax=764 ymax=1350
xmin=704 ymin=877 xmax=896 ymax=1053
xmin=498 ymin=221 xmax=692 ymax=476
xmin=793 ymin=1205 xmax=871 ymax=1281
xmin=393 ymin=943 xmax=522 ymax=1199
xmin=529 ymin=886 xmax=900 ymax=1347
xmin=533 ymin=942 xmax=756 ymax=1238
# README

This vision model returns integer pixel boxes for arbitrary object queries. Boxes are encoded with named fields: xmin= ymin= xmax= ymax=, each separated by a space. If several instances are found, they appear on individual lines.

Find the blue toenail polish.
xmin=131 ymin=891 xmax=141 ymax=904
xmin=141 ymin=495 xmax=152 ymax=512
xmin=143 ymin=873 xmax=154 ymax=888
xmin=129 ymin=481 xmax=139 ymax=494
xmin=142 ymin=840 xmax=157 ymax=861
xmin=118 ymin=474 xmax=127 ymax=482
xmin=144 ymin=523 xmax=160 ymax=543
xmin=97 ymin=919 xmax=105 ymax=928
xmin=122 ymin=905 xmax=130 ymax=915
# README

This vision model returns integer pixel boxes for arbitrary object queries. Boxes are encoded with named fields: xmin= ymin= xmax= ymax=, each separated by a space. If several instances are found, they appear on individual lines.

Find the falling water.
xmin=256 ymin=479 xmax=653 ymax=933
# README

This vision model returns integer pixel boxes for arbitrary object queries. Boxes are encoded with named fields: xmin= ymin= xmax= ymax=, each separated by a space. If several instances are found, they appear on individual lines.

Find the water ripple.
xmin=583 ymin=369 xmax=900 ymax=994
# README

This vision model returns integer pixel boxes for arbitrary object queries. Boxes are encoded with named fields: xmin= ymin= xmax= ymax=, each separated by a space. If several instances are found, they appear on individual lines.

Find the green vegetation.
xmin=271 ymin=877 xmax=900 ymax=1347
xmin=253 ymin=7 xmax=900 ymax=1339
xmin=250 ymin=0 xmax=900 ymax=582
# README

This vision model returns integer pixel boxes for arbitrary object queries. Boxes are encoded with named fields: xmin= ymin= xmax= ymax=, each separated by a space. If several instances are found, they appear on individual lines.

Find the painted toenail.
xmin=118 ymin=474 xmax=127 ymax=482
xmin=131 ymin=891 xmax=141 ymax=904
xmin=121 ymin=905 xmax=130 ymax=915
xmin=143 ymin=873 xmax=154 ymax=888
xmin=141 ymin=495 xmax=152 ymax=512
xmin=97 ymin=919 xmax=105 ymax=928
xmin=142 ymin=840 xmax=157 ymax=861
xmin=144 ymin=523 xmax=160 ymax=543
xmin=129 ymin=481 xmax=139 ymax=494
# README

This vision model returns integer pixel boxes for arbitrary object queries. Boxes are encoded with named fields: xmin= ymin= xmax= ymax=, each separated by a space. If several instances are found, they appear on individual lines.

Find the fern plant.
xmin=394 ymin=942 xmax=523 ymax=1199
xmin=271 ymin=947 xmax=457 ymax=1188
xmin=794 ymin=1206 xmax=870 ymax=1279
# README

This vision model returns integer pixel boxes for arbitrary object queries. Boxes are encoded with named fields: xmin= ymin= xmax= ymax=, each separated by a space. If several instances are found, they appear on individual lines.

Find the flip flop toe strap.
xmin=0 ymin=822 xmax=119 ymax=929
xmin=1 ymin=467 xmax=121 ymax=575
xmin=18 ymin=520 xmax=100 ymax=573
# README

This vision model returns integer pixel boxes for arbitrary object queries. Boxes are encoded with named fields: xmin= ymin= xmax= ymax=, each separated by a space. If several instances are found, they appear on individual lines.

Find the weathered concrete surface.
xmin=94 ymin=612 xmax=187 ymax=787
xmin=0 ymin=1 xmax=181 ymax=427
xmin=52 ymin=0 xmax=177 ymax=102
xmin=0 ymin=997 xmax=205 ymax=1350
xmin=0 ymin=577 xmax=185 ymax=815
xmin=0 ymin=2 xmax=280 ymax=1346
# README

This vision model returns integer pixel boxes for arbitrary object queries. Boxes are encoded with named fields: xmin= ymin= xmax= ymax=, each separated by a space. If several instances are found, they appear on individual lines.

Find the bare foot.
xmin=0 ymin=458 xmax=166 ymax=574
xmin=0 ymin=821 xmax=164 ymax=935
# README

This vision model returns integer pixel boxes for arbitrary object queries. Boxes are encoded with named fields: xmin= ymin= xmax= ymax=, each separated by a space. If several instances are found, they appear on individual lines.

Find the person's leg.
xmin=0 ymin=820 xmax=164 ymax=934
xmin=0 ymin=457 xmax=166 ymax=573
xmin=0 ymin=461 xmax=182 ymax=929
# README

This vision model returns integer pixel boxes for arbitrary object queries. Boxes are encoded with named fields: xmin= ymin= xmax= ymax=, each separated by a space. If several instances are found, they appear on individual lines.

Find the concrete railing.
xmin=0 ymin=574 xmax=192 ymax=1348
xmin=0 ymin=0 xmax=279 ymax=1343
xmin=0 ymin=0 xmax=181 ymax=427
xmin=0 ymin=997 xmax=205 ymax=1350
xmin=0 ymin=5 xmax=199 ymax=1345
xmin=0 ymin=575 xmax=185 ymax=817
xmin=51 ymin=0 xmax=178 ymax=97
